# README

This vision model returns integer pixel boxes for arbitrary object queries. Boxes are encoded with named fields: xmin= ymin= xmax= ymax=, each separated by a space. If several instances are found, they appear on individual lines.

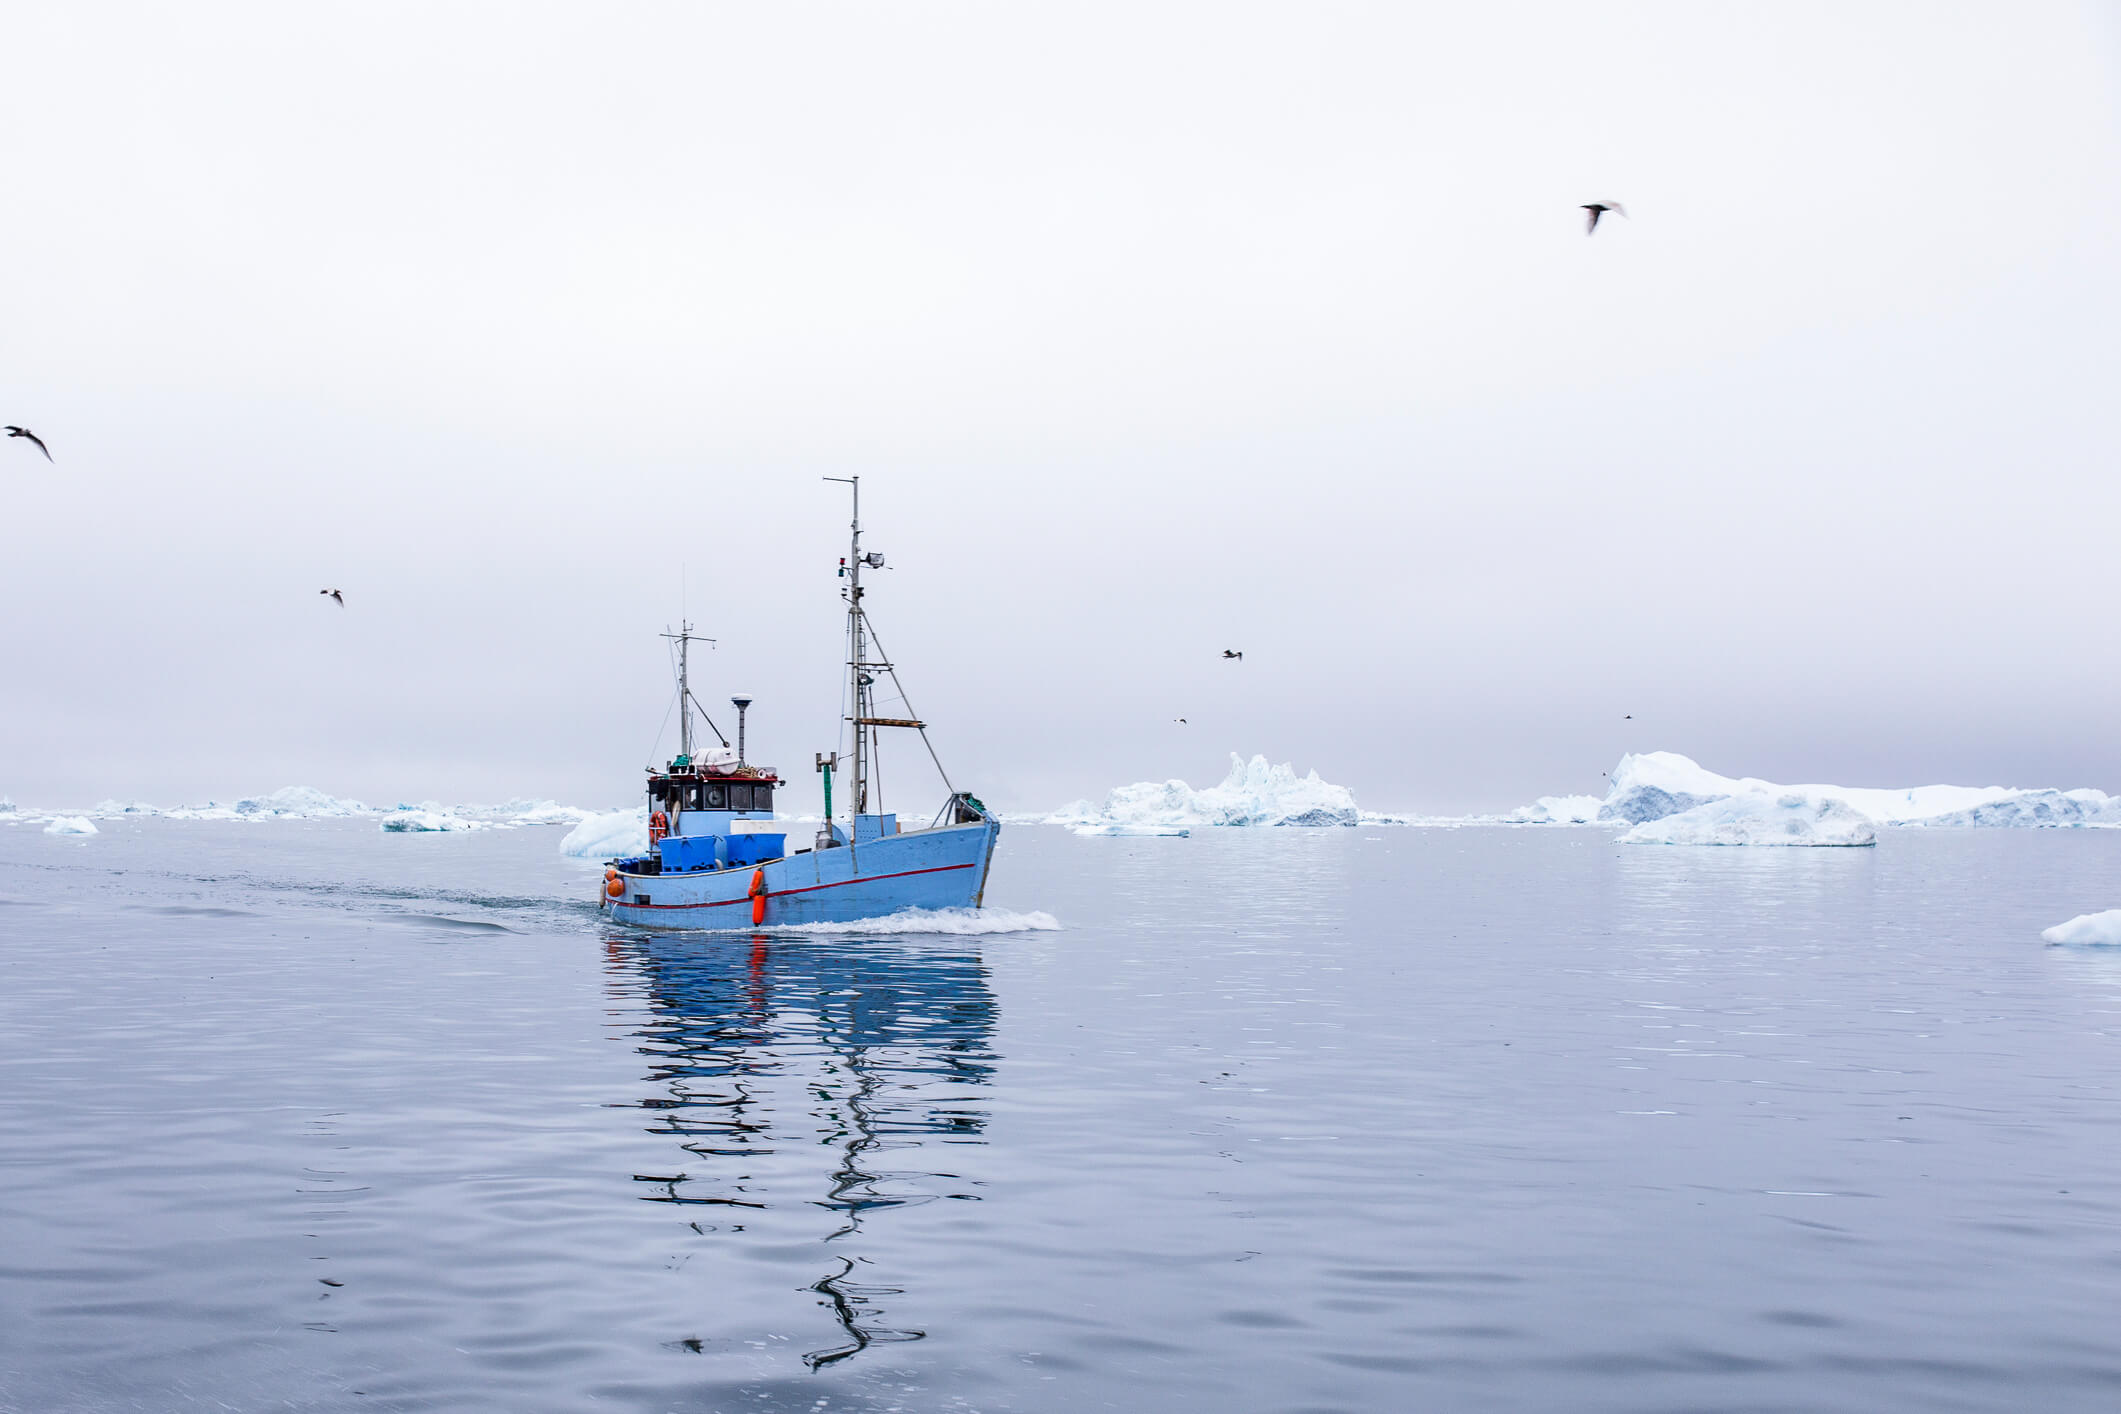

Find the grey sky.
xmin=3 ymin=3 xmax=2118 ymax=816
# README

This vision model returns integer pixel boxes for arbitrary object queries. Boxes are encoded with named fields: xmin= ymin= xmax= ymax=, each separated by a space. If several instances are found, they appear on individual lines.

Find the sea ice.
xmin=1621 ymin=792 xmax=1877 ymax=848
xmin=43 ymin=816 xmax=98 ymax=836
xmin=1052 ymin=754 xmax=1358 ymax=830
xmin=2042 ymin=910 xmax=2121 ymax=945
xmin=559 ymin=807 xmax=650 ymax=858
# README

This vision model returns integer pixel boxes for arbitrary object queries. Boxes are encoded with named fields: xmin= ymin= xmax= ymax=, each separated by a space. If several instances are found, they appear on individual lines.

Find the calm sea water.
xmin=4 ymin=819 xmax=2121 ymax=1413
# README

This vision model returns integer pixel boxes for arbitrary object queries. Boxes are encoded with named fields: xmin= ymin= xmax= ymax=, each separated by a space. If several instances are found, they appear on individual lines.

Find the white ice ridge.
xmin=1507 ymin=751 xmax=2121 ymax=831
xmin=1049 ymin=754 xmax=1358 ymax=830
xmin=42 ymin=815 xmax=97 ymax=836
xmin=2043 ymin=911 xmax=2121 ymax=945
xmin=1621 ymin=793 xmax=1878 ymax=848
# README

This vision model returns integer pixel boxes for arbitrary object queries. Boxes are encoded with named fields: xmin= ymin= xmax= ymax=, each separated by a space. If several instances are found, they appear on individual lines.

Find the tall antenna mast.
xmin=824 ymin=476 xmax=866 ymax=820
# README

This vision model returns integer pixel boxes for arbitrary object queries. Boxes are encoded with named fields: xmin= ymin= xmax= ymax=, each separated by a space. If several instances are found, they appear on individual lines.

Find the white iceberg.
xmin=43 ymin=815 xmax=98 ymax=836
xmin=379 ymin=809 xmax=483 ymax=833
xmin=1510 ymin=751 xmax=2118 ymax=831
xmin=1505 ymin=794 xmax=1605 ymax=825
xmin=1621 ymin=792 xmax=1877 ymax=848
xmin=559 ymin=806 xmax=650 ymax=858
xmin=2043 ymin=910 xmax=2121 ymax=945
xmin=1051 ymin=754 xmax=1358 ymax=830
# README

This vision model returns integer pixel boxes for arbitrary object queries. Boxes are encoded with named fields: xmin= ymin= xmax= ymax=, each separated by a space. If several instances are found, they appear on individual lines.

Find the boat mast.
xmin=678 ymin=625 xmax=693 ymax=762
xmin=825 ymin=477 xmax=866 ymax=823
xmin=660 ymin=621 xmax=723 ymax=763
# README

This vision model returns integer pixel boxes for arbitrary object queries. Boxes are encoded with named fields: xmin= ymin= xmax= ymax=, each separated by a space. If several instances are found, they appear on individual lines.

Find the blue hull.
xmin=603 ymin=818 xmax=1000 ymax=929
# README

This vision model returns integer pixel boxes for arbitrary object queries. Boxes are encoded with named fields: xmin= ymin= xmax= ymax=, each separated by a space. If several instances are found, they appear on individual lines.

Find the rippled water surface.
xmin=5 ymin=820 xmax=2121 ymax=1412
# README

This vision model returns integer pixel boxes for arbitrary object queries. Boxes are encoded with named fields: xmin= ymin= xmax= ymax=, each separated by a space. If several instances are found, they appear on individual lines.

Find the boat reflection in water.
xmin=604 ymin=929 xmax=996 ymax=1369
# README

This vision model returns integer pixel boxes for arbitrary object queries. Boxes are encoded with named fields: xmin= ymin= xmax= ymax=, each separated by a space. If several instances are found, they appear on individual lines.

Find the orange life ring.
xmin=748 ymin=868 xmax=767 ymax=926
xmin=649 ymin=810 xmax=669 ymax=845
xmin=606 ymin=875 xmax=625 ymax=899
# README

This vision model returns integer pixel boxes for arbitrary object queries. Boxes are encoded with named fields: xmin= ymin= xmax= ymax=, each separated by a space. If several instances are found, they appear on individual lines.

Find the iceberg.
xmin=1051 ymin=754 xmax=1359 ymax=830
xmin=559 ymin=806 xmax=650 ymax=858
xmin=1915 ymin=791 xmax=2121 ymax=830
xmin=1621 ymin=792 xmax=1877 ymax=848
xmin=2042 ymin=910 xmax=2121 ymax=945
xmin=43 ymin=815 xmax=98 ymax=836
xmin=1505 ymin=794 xmax=1605 ymax=825
xmin=1509 ymin=751 xmax=2119 ymax=831
xmin=379 ymin=809 xmax=484 ymax=833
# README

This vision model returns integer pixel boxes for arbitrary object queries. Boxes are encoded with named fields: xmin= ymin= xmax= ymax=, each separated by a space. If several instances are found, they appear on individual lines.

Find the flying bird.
xmin=1582 ymin=202 xmax=1627 ymax=235
xmin=1222 ymin=650 xmax=1243 ymax=661
xmin=1624 ymin=714 xmax=1632 ymax=720
xmin=321 ymin=589 xmax=344 ymax=606
xmin=6 ymin=426 xmax=51 ymax=461
xmin=1176 ymin=718 xmax=1188 ymax=725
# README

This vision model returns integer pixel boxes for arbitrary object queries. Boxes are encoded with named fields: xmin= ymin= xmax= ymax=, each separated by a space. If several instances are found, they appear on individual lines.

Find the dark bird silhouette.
xmin=321 ymin=589 xmax=344 ymax=606
xmin=1176 ymin=718 xmax=1188 ymax=725
xmin=1624 ymin=714 xmax=1632 ymax=720
xmin=6 ymin=426 xmax=51 ymax=461
xmin=1222 ymin=649 xmax=1243 ymax=661
xmin=1582 ymin=202 xmax=1627 ymax=235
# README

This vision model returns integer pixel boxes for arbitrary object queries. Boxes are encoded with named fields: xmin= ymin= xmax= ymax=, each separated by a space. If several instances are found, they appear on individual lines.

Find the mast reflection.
xmin=604 ymin=930 xmax=997 ymax=1369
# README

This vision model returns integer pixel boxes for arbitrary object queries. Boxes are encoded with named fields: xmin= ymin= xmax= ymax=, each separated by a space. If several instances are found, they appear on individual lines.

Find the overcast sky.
xmin=4 ymin=2 xmax=2119 ymax=816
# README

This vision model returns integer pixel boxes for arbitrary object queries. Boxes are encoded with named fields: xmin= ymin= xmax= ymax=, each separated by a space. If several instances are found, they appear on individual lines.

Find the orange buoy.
xmin=748 ymin=868 xmax=767 ymax=926
xmin=606 ymin=875 xmax=625 ymax=899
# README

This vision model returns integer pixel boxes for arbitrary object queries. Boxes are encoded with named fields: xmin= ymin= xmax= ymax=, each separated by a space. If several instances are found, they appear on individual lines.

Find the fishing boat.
xmin=598 ymin=478 xmax=1000 ymax=927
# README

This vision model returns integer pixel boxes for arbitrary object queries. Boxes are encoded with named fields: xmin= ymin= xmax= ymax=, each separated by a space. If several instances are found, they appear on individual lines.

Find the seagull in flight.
xmin=1582 ymin=202 xmax=1627 ymax=235
xmin=1175 ymin=718 xmax=1188 ymax=725
xmin=6 ymin=426 xmax=51 ymax=461
xmin=321 ymin=589 xmax=344 ymax=606
xmin=1222 ymin=649 xmax=1243 ymax=661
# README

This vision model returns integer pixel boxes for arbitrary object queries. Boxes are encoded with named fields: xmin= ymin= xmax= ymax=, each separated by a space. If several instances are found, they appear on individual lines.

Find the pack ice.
xmin=1048 ymin=754 xmax=1359 ymax=832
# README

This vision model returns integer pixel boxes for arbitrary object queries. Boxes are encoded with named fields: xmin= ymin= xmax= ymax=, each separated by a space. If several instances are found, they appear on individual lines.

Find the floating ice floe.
xmin=2042 ymin=910 xmax=2121 ymax=945
xmin=559 ymin=806 xmax=651 ymax=858
xmin=1505 ymin=751 xmax=2120 ymax=831
xmin=42 ymin=816 xmax=98 ymax=836
xmin=1621 ymin=792 xmax=1877 ymax=848
xmin=1050 ymin=753 xmax=1358 ymax=831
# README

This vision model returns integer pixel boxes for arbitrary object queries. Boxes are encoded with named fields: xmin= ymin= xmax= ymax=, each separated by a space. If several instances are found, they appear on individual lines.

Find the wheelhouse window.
xmin=705 ymin=783 xmax=728 ymax=809
xmin=728 ymin=784 xmax=754 ymax=812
